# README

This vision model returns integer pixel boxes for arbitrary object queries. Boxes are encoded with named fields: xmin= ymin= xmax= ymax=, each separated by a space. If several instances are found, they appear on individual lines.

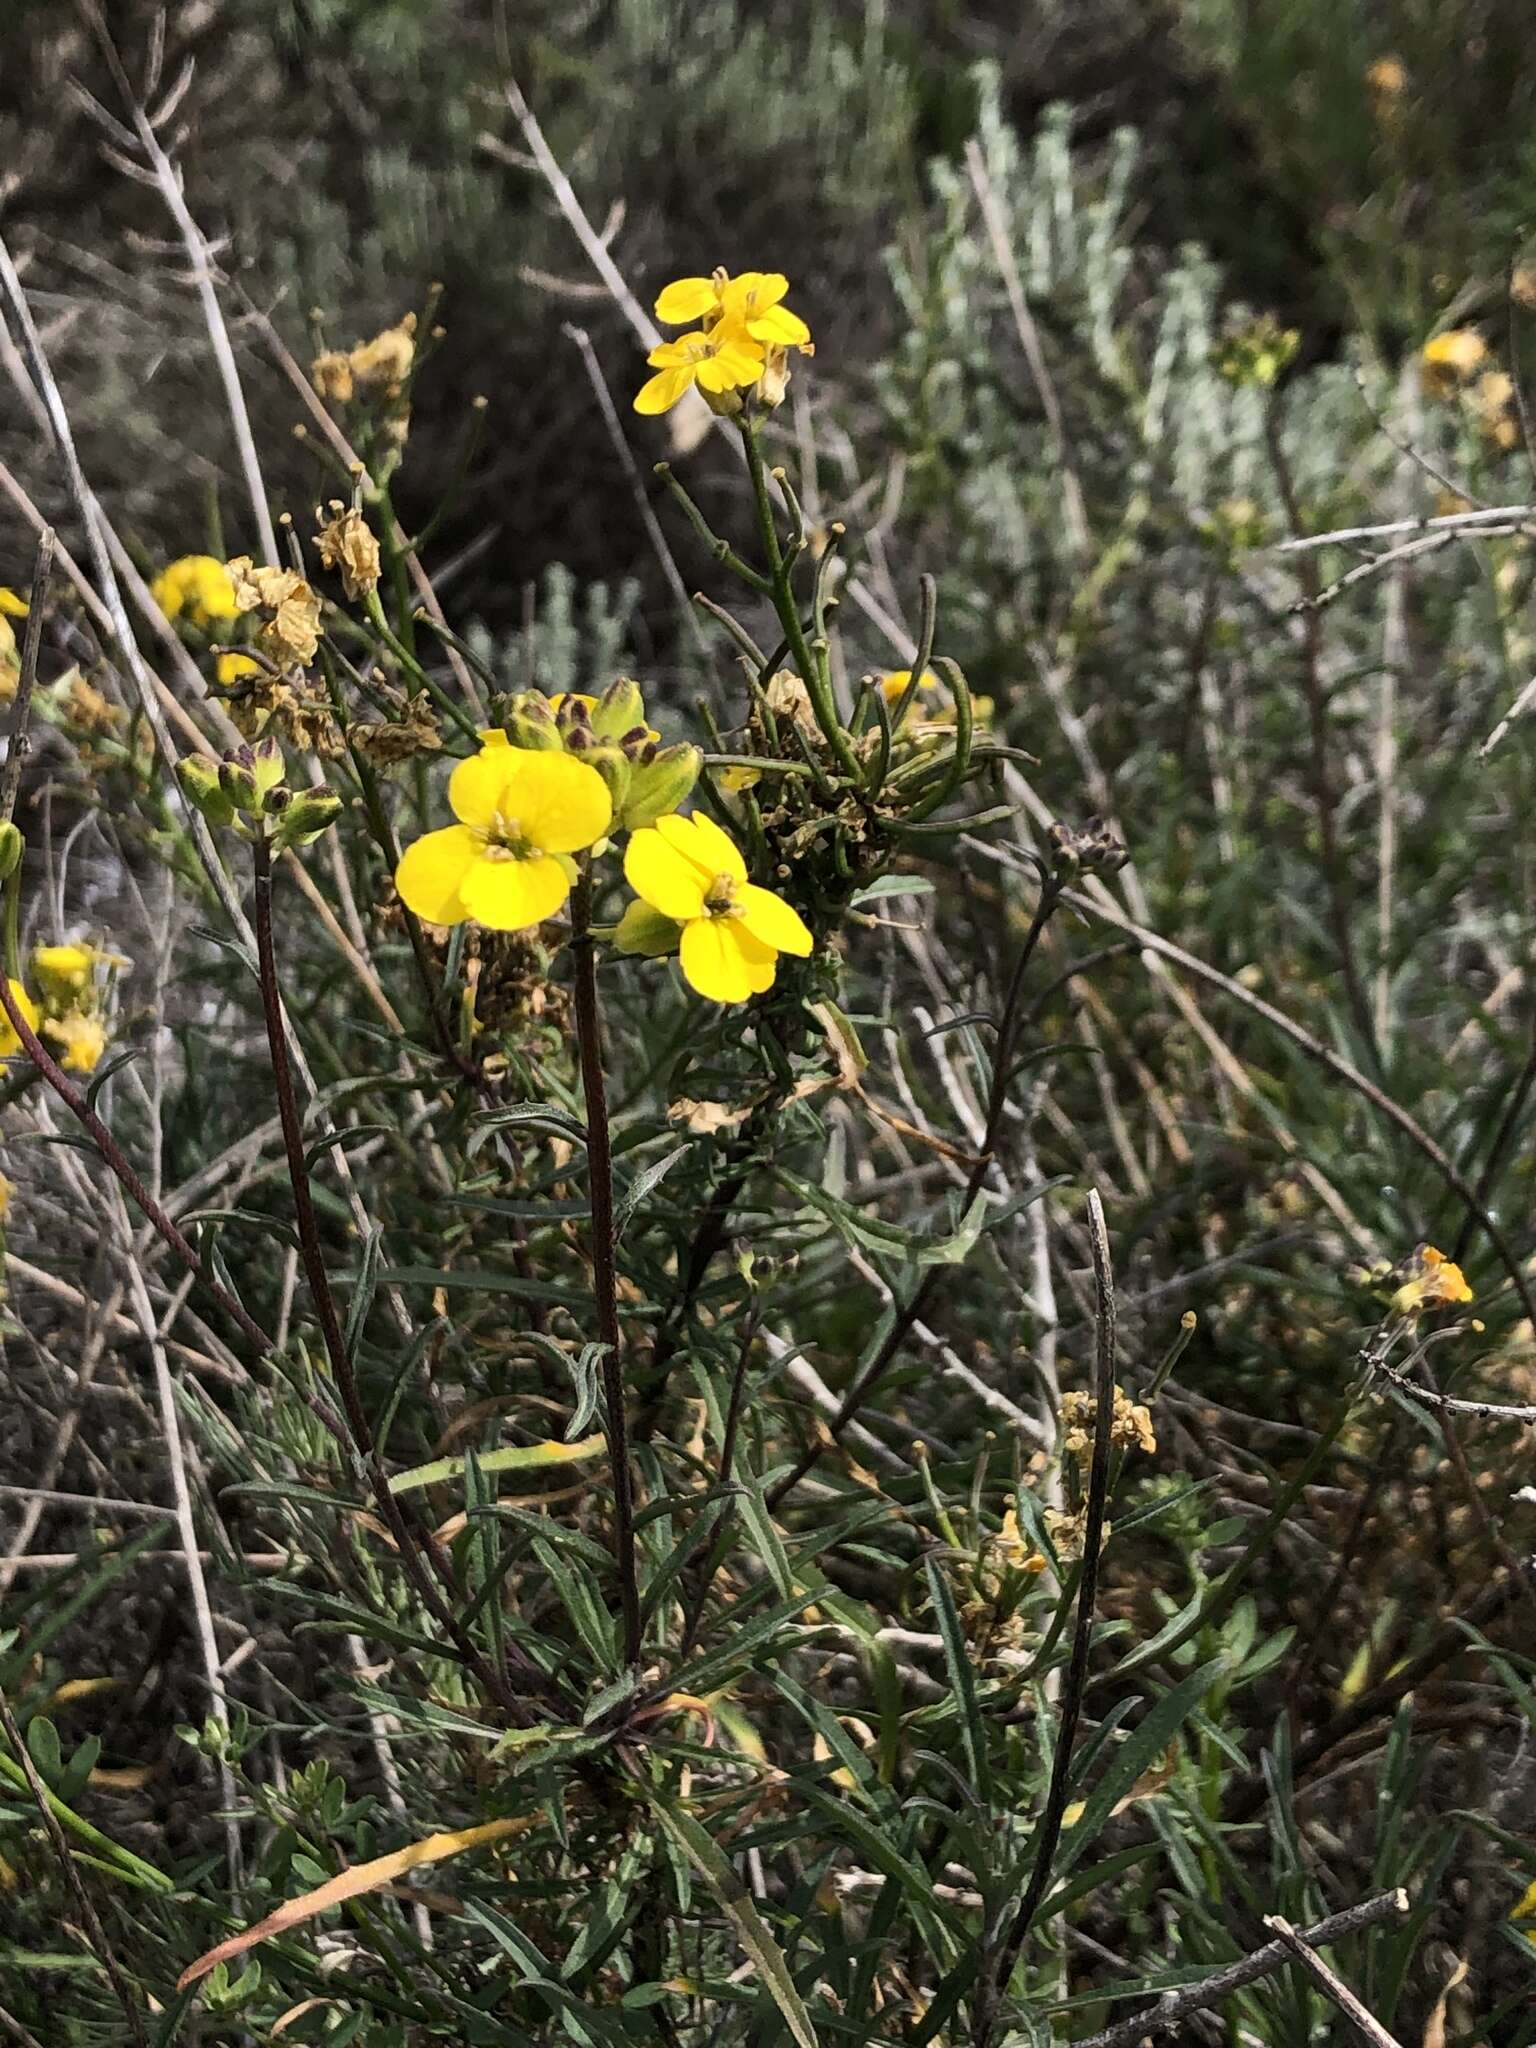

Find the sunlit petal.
xmin=459 ymin=853 xmax=571 ymax=931
xmin=655 ymin=277 xmax=720 ymax=324
xmin=680 ymin=918 xmax=760 ymax=1002
xmin=394 ymin=826 xmax=478 ymax=925
xmin=625 ymin=827 xmax=710 ymax=920
xmin=448 ymin=747 xmax=519 ymax=827
xmin=677 ymin=810 xmax=747 ymax=885
xmin=736 ymin=883 xmax=813 ymax=957
xmin=506 ymin=752 xmax=612 ymax=853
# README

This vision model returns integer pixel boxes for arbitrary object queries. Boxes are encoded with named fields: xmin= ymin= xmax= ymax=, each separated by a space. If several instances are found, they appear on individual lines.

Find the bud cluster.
xmin=176 ymin=739 xmax=343 ymax=851
xmin=1046 ymin=816 xmax=1129 ymax=881
xmin=488 ymin=680 xmax=701 ymax=832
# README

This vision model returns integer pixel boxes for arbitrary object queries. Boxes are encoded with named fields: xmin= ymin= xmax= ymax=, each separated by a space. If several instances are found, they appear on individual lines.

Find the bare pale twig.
xmin=965 ymin=138 xmax=1090 ymax=565
xmin=976 ymin=1186 xmax=1117 ymax=2048
xmin=1270 ymin=501 xmax=1536 ymax=554
xmin=1075 ymin=1891 xmax=1409 ymax=2048
xmin=1373 ymin=1355 xmax=1536 ymax=1425
xmin=1265 ymin=1915 xmax=1407 ymax=2048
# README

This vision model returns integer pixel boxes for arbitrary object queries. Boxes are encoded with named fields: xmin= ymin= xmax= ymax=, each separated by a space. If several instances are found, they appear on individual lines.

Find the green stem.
xmin=570 ymin=860 xmax=642 ymax=1666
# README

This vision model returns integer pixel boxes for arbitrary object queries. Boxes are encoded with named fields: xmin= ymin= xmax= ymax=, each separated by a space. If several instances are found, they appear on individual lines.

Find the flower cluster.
xmin=31 ymin=942 xmax=122 ymax=1074
xmin=150 ymin=554 xmax=240 ymax=629
xmin=394 ymin=683 xmax=814 ymax=1003
xmin=635 ymin=268 xmax=812 ymax=417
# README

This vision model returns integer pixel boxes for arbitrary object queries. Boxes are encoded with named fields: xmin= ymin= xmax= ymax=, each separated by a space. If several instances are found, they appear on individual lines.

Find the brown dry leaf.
xmin=1422 ymin=1955 xmax=1469 ymax=2048
xmin=669 ymin=1096 xmax=755 ymax=1134
xmin=177 ymin=1814 xmax=535 ymax=1988
xmin=1062 ymin=1742 xmax=1179 ymax=1828
xmin=273 ymin=1998 xmax=342 ymax=2038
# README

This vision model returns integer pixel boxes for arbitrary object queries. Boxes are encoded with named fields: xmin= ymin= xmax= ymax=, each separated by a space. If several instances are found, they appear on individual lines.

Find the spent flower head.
xmin=314 ymin=503 xmax=382 ymax=601
xmin=226 ymin=559 xmax=322 ymax=667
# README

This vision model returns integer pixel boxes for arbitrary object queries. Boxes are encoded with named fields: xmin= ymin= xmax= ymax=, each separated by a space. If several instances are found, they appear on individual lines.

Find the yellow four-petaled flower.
xmin=620 ymin=811 xmax=812 ymax=1003
xmin=635 ymin=268 xmax=812 ymax=416
xmin=395 ymin=744 xmax=612 ymax=931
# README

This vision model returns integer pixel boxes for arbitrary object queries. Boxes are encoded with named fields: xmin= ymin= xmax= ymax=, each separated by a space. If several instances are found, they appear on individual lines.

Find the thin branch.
xmin=1074 ymin=1891 xmax=1409 ymax=2048
xmin=976 ymin=1187 xmax=1117 ymax=2048
xmin=1265 ymin=1915 xmax=1407 ymax=2048
xmin=0 ymin=527 xmax=54 ymax=826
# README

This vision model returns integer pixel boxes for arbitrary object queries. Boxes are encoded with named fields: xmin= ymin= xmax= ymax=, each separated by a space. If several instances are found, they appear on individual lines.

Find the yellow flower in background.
xmin=655 ymin=269 xmax=812 ymax=350
xmin=1390 ymin=1244 xmax=1474 ymax=1317
xmin=31 ymin=943 xmax=95 ymax=1002
xmin=44 ymin=1012 xmax=107 ymax=1074
xmin=395 ymin=744 xmax=611 ymax=931
xmin=0 ymin=1171 xmax=11 ymax=1223
xmin=216 ymin=651 xmax=261 ymax=685
xmin=0 ymin=588 xmax=29 ymax=617
xmin=877 ymin=668 xmax=992 ymax=732
xmin=634 ymin=326 xmax=767 ymax=416
xmin=0 ymin=980 xmax=39 ymax=1058
xmin=151 ymin=555 xmax=240 ymax=628
xmin=619 ymin=811 xmax=812 ymax=1003
xmin=1420 ymin=329 xmax=1487 ymax=397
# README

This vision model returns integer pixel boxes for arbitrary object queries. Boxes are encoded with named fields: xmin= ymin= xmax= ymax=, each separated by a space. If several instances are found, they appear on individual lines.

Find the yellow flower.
xmin=1420 ymin=329 xmax=1487 ymax=396
xmin=0 ymin=980 xmax=39 ymax=1058
xmin=31 ymin=943 xmax=95 ymax=1002
xmin=655 ymin=269 xmax=812 ymax=350
xmin=151 ymin=555 xmax=240 ymax=628
xmin=311 ymin=349 xmax=355 ymax=403
xmin=876 ymin=669 xmax=992 ymax=732
xmin=44 ymin=1012 xmax=107 ymax=1074
xmin=0 ymin=588 xmax=29 ymax=617
xmin=619 ymin=811 xmax=812 ymax=1003
xmin=1390 ymin=1244 xmax=1474 ymax=1316
xmin=634 ymin=326 xmax=767 ymax=416
xmin=216 ymin=652 xmax=261 ymax=685
xmin=0 ymin=1171 xmax=10 ymax=1224
xmin=394 ymin=745 xmax=611 ymax=931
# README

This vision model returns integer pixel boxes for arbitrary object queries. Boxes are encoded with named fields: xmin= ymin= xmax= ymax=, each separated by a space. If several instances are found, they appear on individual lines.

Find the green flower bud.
xmin=273 ymin=787 xmax=343 ymax=851
xmin=218 ymin=748 xmax=261 ymax=812
xmin=613 ymin=899 xmax=681 ymax=957
xmin=178 ymin=753 xmax=237 ymax=825
xmin=591 ymin=676 xmax=647 ymax=742
xmin=584 ymin=742 xmax=632 ymax=814
xmin=496 ymin=693 xmax=562 ymax=751
xmin=0 ymin=821 xmax=22 ymax=881
xmin=621 ymin=742 xmax=701 ymax=830
xmin=251 ymin=736 xmax=287 ymax=804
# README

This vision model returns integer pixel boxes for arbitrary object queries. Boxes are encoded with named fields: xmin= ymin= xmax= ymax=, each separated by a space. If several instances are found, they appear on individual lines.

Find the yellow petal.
xmin=395 ymin=825 xmax=478 ymax=925
xmin=680 ymin=919 xmax=776 ymax=1003
xmin=749 ymin=304 xmax=811 ymax=347
xmin=655 ymin=277 xmax=720 ymax=324
xmin=505 ymin=751 xmax=612 ymax=854
xmin=634 ymin=365 xmax=695 ymax=415
xmin=737 ymin=883 xmax=812 ymax=957
xmin=698 ymin=335 xmax=764 ymax=391
xmin=0 ymin=588 xmax=30 ymax=617
xmin=665 ymin=809 xmax=747 ymax=885
xmin=0 ymin=980 xmax=41 ymax=1057
xmin=625 ymin=827 xmax=710 ymax=920
xmin=448 ymin=746 xmax=519 ymax=827
xmin=459 ymin=852 xmax=571 ymax=930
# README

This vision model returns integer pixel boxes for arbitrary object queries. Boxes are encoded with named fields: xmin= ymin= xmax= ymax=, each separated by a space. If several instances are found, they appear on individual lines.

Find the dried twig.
xmin=1265 ymin=1915 xmax=1407 ymax=2048
xmin=1075 ymin=1891 xmax=1409 ymax=2048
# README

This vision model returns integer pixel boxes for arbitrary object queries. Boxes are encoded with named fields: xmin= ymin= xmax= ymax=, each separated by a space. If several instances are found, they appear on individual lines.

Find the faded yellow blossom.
xmin=63 ymin=673 xmax=122 ymax=733
xmin=349 ymin=315 xmax=416 ymax=391
xmin=1390 ymin=1244 xmax=1473 ymax=1317
xmin=311 ymin=350 xmax=355 ymax=403
xmin=43 ymin=1011 xmax=108 ymax=1074
xmin=1061 ymin=1385 xmax=1158 ymax=1460
xmin=314 ymin=503 xmax=382 ymax=601
xmin=1365 ymin=55 xmax=1407 ymax=98
xmin=1045 ymin=1504 xmax=1110 ymax=1563
xmin=0 ymin=1171 xmax=10 ymax=1224
xmin=226 ymin=559 xmax=322 ymax=667
xmin=1421 ymin=329 xmax=1487 ymax=396
xmin=1512 ymin=267 xmax=1536 ymax=312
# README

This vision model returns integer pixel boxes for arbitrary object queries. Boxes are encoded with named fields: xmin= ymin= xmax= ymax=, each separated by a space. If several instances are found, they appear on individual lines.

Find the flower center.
xmin=477 ymin=811 xmax=534 ymax=861
xmin=704 ymin=872 xmax=740 ymax=917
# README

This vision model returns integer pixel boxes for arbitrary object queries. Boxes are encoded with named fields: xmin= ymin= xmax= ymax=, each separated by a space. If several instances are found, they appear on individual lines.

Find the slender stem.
xmin=0 ymin=1682 xmax=148 ymax=2048
xmin=739 ymin=421 xmax=862 ymax=782
xmin=767 ymin=879 xmax=1062 ymax=1509
xmin=0 ymin=959 xmax=272 ymax=1354
xmin=251 ymin=836 xmax=532 ymax=1717
xmin=0 ymin=526 xmax=54 ymax=829
xmin=570 ymin=861 xmax=642 ymax=1666
xmin=975 ymin=1187 xmax=1117 ymax=2047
